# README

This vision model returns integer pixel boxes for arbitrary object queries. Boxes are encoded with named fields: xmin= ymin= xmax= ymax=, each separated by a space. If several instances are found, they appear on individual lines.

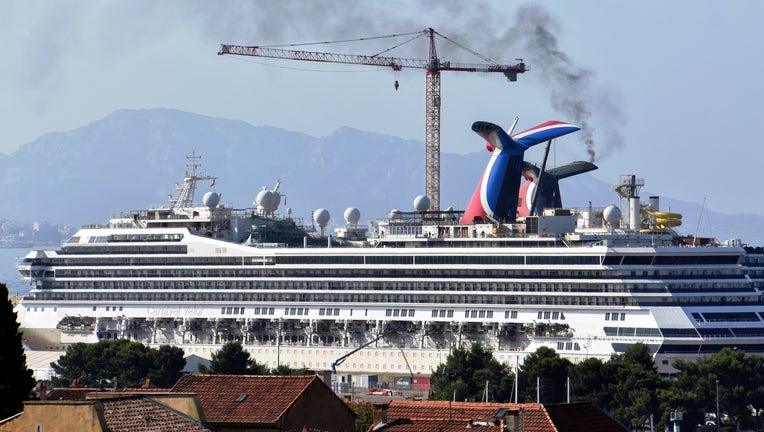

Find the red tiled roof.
xmin=543 ymin=401 xmax=628 ymax=432
xmin=171 ymin=374 xmax=319 ymax=424
xmin=378 ymin=419 xmax=503 ymax=432
xmin=376 ymin=400 xmax=626 ymax=432
xmin=100 ymin=395 xmax=214 ymax=432
xmin=45 ymin=387 xmax=173 ymax=400
xmin=380 ymin=400 xmax=550 ymax=432
xmin=45 ymin=388 xmax=95 ymax=400
xmin=124 ymin=387 xmax=173 ymax=392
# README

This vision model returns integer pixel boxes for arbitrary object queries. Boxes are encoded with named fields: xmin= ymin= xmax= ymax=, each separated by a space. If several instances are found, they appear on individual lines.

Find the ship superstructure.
xmin=15 ymin=122 xmax=763 ymax=378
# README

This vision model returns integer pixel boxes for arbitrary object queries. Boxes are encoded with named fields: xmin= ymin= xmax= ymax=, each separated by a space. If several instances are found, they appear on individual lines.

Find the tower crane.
xmin=218 ymin=28 xmax=527 ymax=211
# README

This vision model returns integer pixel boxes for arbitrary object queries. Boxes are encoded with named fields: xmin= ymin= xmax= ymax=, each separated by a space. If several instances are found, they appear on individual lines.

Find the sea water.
xmin=0 ymin=247 xmax=34 ymax=296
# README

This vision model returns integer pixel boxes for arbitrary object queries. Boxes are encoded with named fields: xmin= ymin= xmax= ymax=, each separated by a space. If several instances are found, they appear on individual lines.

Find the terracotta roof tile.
xmin=45 ymin=388 xmax=94 ymax=400
xmin=379 ymin=419 xmax=503 ymax=432
xmin=45 ymin=387 xmax=173 ymax=400
xmin=379 ymin=401 xmax=549 ymax=432
xmin=376 ymin=400 xmax=626 ymax=432
xmin=124 ymin=386 xmax=173 ymax=392
xmin=171 ymin=374 xmax=319 ymax=424
xmin=100 ymin=395 xmax=214 ymax=432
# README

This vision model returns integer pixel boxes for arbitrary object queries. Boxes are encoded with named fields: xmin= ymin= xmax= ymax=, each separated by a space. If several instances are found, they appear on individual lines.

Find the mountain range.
xmin=2 ymin=108 xmax=762 ymax=246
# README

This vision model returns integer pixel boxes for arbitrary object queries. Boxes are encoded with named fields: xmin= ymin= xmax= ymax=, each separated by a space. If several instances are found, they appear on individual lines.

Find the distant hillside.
xmin=1 ymin=108 xmax=762 ymax=246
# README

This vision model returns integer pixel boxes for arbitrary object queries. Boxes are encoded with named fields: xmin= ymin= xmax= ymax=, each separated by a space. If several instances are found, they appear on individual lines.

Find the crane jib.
xmin=218 ymin=44 xmax=526 ymax=74
xmin=218 ymin=28 xmax=528 ymax=212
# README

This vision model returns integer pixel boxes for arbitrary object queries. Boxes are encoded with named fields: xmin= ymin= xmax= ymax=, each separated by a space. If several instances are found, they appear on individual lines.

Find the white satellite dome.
xmin=603 ymin=205 xmax=622 ymax=226
xmin=388 ymin=209 xmax=402 ymax=219
xmin=413 ymin=195 xmax=430 ymax=212
xmin=270 ymin=194 xmax=282 ymax=210
xmin=255 ymin=189 xmax=271 ymax=208
xmin=314 ymin=208 xmax=330 ymax=227
xmin=202 ymin=191 xmax=221 ymax=208
xmin=344 ymin=207 xmax=361 ymax=225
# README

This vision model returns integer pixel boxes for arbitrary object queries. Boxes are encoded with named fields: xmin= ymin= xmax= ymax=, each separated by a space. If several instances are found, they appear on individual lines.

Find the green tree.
xmin=671 ymin=348 xmax=764 ymax=431
xmin=431 ymin=343 xmax=514 ymax=402
xmin=271 ymin=364 xmax=309 ymax=375
xmin=199 ymin=341 xmax=268 ymax=375
xmin=569 ymin=357 xmax=608 ymax=405
xmin=600 ymin=343 xmax=664 ymax=429
xmin=51 ymin=339 xmax=185 ymax=388
xmin=519 ymin=346 xmax=572 ymax=403
xmin=348 ymin=400 xmax=373 ymax=432
xmin=149 ymin=345 xmax=187 ymax=387
xmin=0 ymin=282 xmax=35 ymax=418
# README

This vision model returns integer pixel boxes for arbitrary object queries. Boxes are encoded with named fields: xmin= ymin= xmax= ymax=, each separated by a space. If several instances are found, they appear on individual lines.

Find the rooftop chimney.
xmin=371 ymin=402 xmax=389 ymax=430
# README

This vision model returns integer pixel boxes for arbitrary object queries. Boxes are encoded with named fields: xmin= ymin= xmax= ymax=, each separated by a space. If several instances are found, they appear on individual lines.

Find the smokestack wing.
xmin=546 ymin=161 xmax=598 ymax=180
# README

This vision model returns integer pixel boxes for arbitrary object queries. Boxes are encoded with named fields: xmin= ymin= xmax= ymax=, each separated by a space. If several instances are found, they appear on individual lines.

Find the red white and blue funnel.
xmin=461 ymin=120 xmax=580 ymax=224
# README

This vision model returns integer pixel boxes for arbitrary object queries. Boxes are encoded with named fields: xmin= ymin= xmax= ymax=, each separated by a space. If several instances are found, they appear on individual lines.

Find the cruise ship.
xmin=15 ymin=119 xmax=764 ymax=378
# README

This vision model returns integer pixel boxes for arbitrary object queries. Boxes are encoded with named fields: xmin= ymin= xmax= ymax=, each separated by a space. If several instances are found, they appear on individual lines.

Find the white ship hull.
xmin=16 ymin=154 xmax=764 ymax=379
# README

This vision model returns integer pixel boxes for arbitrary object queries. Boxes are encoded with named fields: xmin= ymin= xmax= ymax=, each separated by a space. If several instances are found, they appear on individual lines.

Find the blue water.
xmin=0 ymin=247 xmax=35 ymax=296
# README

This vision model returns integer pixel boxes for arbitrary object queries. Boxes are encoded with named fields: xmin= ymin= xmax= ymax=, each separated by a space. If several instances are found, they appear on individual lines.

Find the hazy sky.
xmin=2 ymin=0 xmax=763 ymax=216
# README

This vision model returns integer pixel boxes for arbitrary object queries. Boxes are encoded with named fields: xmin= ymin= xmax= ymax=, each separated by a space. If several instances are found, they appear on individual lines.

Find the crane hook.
xmin=394 ymin=80 xmax=399 ymax=91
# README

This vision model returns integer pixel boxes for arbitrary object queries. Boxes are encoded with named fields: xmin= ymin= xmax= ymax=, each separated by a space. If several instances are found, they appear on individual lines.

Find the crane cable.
xmin=259 ymin=30 xmax=424 ymax=49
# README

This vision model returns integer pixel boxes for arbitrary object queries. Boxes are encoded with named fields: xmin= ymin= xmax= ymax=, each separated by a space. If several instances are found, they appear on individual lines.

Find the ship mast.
xmin=171 ymin=151 xmax=217 ymax=211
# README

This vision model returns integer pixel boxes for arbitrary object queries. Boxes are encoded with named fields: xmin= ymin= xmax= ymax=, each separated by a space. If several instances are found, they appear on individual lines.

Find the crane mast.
xmin=219 ymin=28 xmax=527 ymax=211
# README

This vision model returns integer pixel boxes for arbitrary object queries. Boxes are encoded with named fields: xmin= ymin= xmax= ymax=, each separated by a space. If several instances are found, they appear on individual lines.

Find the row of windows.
xmin=466 ymin=309 xmax=494 ymax=319
xmin=603 ymin=327 xmax=662 ymax=337
xmin=60 ymin=245 xmax=187 ymax=255
xmin=35 ymin=290 xmax=761 ymax=307
xmin=431 ymin=309 xmax=455 ymax=318
xmin=605 ymin=312 xmax=626 ymax=321
xmin=386 ymin=309 xmax=415 ymax=317
xmin=658 ymin=343 xmax=764 ymax=354
xmin=538 ymin=311 xmax=566 ymax=320
xmin=27 ymin=306 xmax=58 ymax=312
xmin=222 ymin=306 xmax=246 ymax=315
xmin=52 ymin=250 xmax=738 ymax=267
xmin=27 ymin=290 xmax=639 ymax=307
xmin=254 ymin=307 xmax=276 ymax=315
xmin=87 ymin=305 xmax=124 ymax=312
xmin=47 ymin=265 xmax=745 ymax=281
xmin=602 ymin=254 xmax=740 ymax=266
xmin=692 ymin=312 xmax=762 ymax=323
xmin=274 ymin=254 xmax=603 ymax=266
xmin=40 ymin=278 xmax=754 ymax=299
xmin=285 ymin=307 xmax=309 ymax=316
xmin=556 ymin=341 xmax=582 ymax=351
xmin=319 ymin=308 xmax=341 ymax=316
xmin=661 ymin=326 xmax=764 ymax=339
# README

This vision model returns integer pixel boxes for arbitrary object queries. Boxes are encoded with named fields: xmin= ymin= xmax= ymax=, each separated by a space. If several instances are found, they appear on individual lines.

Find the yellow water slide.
xmin=641 ymin=208 xmax=682 ymax=229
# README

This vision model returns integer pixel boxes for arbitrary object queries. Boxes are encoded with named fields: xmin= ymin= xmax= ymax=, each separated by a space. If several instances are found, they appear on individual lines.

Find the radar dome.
xmin=603 ymin=205 xmax=622 ymax=226
xmin=344 ymin=207 xmax=361 ymax=225
xmin=314 ymin=208 xmax=330 ymax=227
xmin=413 ymin=195 xmax=430 ymax=212
xmin=388 ymin=209 xmax=402 ymax=219
xmin=268 ymin=193 xmax=282 ymax=211
xmin=255 ymin=189 xmax=271 ymax=208
xmin=202 ymin=191 xmax=221 ymax=208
